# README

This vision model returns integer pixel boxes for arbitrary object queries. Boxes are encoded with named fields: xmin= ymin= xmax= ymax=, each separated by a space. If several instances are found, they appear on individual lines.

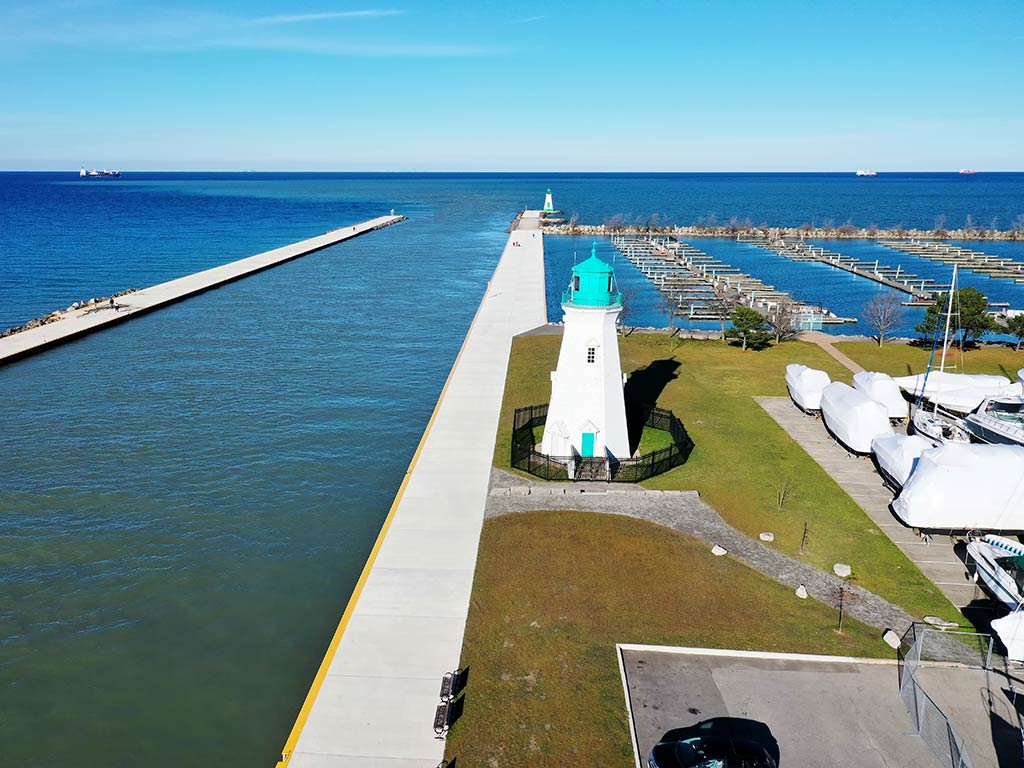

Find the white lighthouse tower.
xmin=543 ymin=188 xmax=555 ymax=213
xmin=540 ymin=243 xmax=630 ymax=463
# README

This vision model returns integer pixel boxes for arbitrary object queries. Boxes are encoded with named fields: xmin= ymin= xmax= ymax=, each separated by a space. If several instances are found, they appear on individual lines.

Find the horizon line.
xmin=2 ymin=168 xmax=1021 ymax=174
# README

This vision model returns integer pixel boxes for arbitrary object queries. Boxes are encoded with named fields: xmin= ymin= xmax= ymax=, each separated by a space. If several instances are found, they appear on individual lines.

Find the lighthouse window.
xmin=608 ymin=276 xmax=613 ymax=291
xmin=586 ymin=346 xmax=596 ymax=364
xmin=573 ymin=276 xmax=580 ymax=291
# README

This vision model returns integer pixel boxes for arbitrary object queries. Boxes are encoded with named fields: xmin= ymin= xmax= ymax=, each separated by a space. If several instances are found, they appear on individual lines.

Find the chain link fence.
xmin=898 ymin=624 xmax=998 ymax=768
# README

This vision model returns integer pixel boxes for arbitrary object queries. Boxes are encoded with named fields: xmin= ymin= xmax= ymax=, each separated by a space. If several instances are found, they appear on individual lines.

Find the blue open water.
xmin=2 ymin=171 xmax=1024 ymax=766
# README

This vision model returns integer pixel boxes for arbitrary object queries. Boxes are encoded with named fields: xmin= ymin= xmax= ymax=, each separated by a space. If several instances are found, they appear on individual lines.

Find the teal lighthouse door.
xmin=581 ymin=432 xmax=595 ymax=457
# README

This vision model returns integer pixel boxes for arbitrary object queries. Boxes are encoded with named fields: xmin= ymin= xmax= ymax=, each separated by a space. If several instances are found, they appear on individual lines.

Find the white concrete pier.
xmin=0 ymin=215 xmax=404 ymax=366
xmin=276 ymin=211 xmax=548 ymax=767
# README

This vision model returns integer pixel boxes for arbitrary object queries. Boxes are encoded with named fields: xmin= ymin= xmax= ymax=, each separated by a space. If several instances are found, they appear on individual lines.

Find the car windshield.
xmin=674 ymin=738 xmax=774 ymax=768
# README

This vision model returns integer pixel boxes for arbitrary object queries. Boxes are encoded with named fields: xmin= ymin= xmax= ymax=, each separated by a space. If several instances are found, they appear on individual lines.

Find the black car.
xmin=648 ymin=717 xmax=779 ymax=768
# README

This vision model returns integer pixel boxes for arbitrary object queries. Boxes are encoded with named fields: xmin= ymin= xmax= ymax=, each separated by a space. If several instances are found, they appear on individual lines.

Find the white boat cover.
xmin=991 ymin=612 xmax=1024 ymax=661
xmin=820 ymin=382 xmax=894 ymax=454
xmin=894 ymin=371 xmax=1015 ymax=413
xmin=853 ymin=371 xmax=909 ymax=419
xmin=870 ymin=433 xmax=933 ymax=488
xmin=785 ymin=364 xmax=830 ymax=411
xmin=891 ymin=443 xmax=1024 ymax=530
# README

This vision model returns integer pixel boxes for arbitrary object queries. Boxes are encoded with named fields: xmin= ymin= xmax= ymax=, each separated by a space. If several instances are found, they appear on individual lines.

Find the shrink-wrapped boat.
xmin=891 ymin=444 xmax=1024 ymax=531
xmin=870 ymin=433 xmax=933 ymax=490
xmin=785 ymin=364 xmax=830 ymax=413
xmin=820 ymin=382 xmax=893 ymax=454
xmin=853 ymin=371 xmax=908 ymax=420
xmin=991 ymin=612 xmax=1024 ymax=661
xmin=894 ymin=371 xmax=1015 ymax=413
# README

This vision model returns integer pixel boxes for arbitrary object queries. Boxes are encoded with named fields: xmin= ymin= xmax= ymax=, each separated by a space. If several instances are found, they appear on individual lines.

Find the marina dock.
xmin=613 ymin=235 xmax=855 ymax=326
xmin=880 ymin=240 xmax=1024 ymax=283
xmin=276 ymin=212 xmax=548 ymax=767
xmin=739 ymin=237 xmax=940 ymax=298
xmin=0 ymin=215 xmax=404 ymax=367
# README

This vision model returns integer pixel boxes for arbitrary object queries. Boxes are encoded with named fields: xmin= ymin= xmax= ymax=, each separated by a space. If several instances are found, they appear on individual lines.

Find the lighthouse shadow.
xmin=624 ymin=359 xmax=681 ymax=454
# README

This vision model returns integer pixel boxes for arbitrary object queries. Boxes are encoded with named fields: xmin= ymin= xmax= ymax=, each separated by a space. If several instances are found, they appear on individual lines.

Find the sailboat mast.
xmin=938 ymin=265 xmax=957 ymax=376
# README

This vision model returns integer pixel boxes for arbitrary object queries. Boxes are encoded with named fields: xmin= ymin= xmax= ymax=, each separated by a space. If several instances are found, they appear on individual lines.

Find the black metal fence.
xmin=511 ymin=403 xmax=693 ymax=482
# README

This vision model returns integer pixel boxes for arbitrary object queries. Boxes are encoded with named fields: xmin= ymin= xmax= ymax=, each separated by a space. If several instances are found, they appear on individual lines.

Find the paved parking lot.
xmin=620 ymin=645 xmax=945 ymax=768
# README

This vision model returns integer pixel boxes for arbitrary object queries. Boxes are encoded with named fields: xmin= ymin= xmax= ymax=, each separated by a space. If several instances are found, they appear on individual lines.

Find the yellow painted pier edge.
xmin=274 ymin=277 xmax=493 ymax=767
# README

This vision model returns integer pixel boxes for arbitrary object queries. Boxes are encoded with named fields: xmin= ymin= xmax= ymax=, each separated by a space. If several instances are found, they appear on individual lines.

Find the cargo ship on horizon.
xmin=79 ymin=167 xmax=121 ymax=178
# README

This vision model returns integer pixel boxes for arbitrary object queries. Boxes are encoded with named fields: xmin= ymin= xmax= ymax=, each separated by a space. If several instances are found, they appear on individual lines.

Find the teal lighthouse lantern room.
xmin=562 ymin=243 xmax=623 ymax=308
xmin=540 ymin=242 xmax=630 ymax=464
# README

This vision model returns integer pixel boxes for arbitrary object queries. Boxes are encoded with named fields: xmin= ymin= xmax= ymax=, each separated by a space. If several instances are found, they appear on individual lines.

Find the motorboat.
xmin=785 ymin=364 xmax=830 ymax=413
xmin=870 ymin=433 xmax=934 ymax=491
xmin=853 ymin=371 xmax=908 ymax=420
xmin=965 ymin=395 xmax=1024 ymax=446
xmin=891 ymin=443 xmax=1024 ymax=531
xmin=966 ymin=534 xmax=1024 ymax=610
xmin=820 ymin=382 xmax=893 ymax=454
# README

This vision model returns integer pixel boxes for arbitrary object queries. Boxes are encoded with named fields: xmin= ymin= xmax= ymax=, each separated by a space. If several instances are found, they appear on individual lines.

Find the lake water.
xmin=2 ymin=171 xmax=1024 ymax=766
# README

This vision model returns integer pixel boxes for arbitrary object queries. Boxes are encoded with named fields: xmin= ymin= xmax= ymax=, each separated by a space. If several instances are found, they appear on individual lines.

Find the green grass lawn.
xmin=636 ymin=424 xmax=676 ymax=454
xmin=494 ymin=334 xmax=959 ymax=624
xmin=445 ymin=511 xmax=887 ymax=767
xmin=835 ymin=341 xmax=1024 ymax=379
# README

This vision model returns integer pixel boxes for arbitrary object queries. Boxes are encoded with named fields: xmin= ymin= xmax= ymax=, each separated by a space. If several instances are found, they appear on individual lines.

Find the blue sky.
xmin=1 ymin=0 xmax=1021 ymax=170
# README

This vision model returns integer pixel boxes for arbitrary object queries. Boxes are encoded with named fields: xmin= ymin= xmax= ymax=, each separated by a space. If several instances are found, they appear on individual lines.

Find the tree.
xmin=707 ymin=287 xmax=742 ymax=337
xmin=725 ymin=306 xmax=772 ymax=351
xmin=915 ymin=287 xmax=994 ymax=347
xmin=618 ymin=286 xmax=639 ymax=336
xmin=862 ymin=293 xmax=904 ymax=346
xmin=655 ymin=290 xmax=678 ymax=332
xmin=1008 ymin=314 xmax=1024 ymax=352
xmin=766 ymin=302 xmax=801 ymax=344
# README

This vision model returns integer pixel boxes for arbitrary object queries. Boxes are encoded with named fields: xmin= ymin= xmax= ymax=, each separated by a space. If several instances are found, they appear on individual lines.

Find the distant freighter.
xmin=855 ymin=169 xmax=877 ymax=177
xmin=80 ymin=167 xmax=121 ymax=178
xmin=959 ymin=169 xmax=977 ymax=175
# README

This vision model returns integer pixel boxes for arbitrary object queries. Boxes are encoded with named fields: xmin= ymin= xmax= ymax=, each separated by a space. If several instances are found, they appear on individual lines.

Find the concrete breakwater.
xmin=275 ymin=212 xmax=547 ymax=767
xmin=545 ymin=222 xmax=1024 ymax=242
xmin=1 ymin=288 xmax=139 ymax=339
xmin=0 ymin=215 xmax=404 ymax=367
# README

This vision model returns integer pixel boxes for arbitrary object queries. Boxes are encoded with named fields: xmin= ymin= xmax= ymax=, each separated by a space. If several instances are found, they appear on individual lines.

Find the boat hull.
xmin=967 ymin=536 xmax=1024 ymax=611
xmin=964 ymin=415 xmax=1024 ymax=446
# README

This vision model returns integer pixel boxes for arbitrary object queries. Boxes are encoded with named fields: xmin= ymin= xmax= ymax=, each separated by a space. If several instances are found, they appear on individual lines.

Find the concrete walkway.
xmin=799 ymin=330 xmax=866 ymax=373
xmin=756 ymin=396 xmax=984 ymax=612
xmin=277 ymin=212 xmax=548 ymax=767
xmin=0 ymin=215 xmax=404 ymax=367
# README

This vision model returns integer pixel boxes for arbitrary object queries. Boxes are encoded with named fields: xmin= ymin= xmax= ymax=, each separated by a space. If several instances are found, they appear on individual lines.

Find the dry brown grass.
xmin=445 ymin=511 xmax=886 ymax=767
